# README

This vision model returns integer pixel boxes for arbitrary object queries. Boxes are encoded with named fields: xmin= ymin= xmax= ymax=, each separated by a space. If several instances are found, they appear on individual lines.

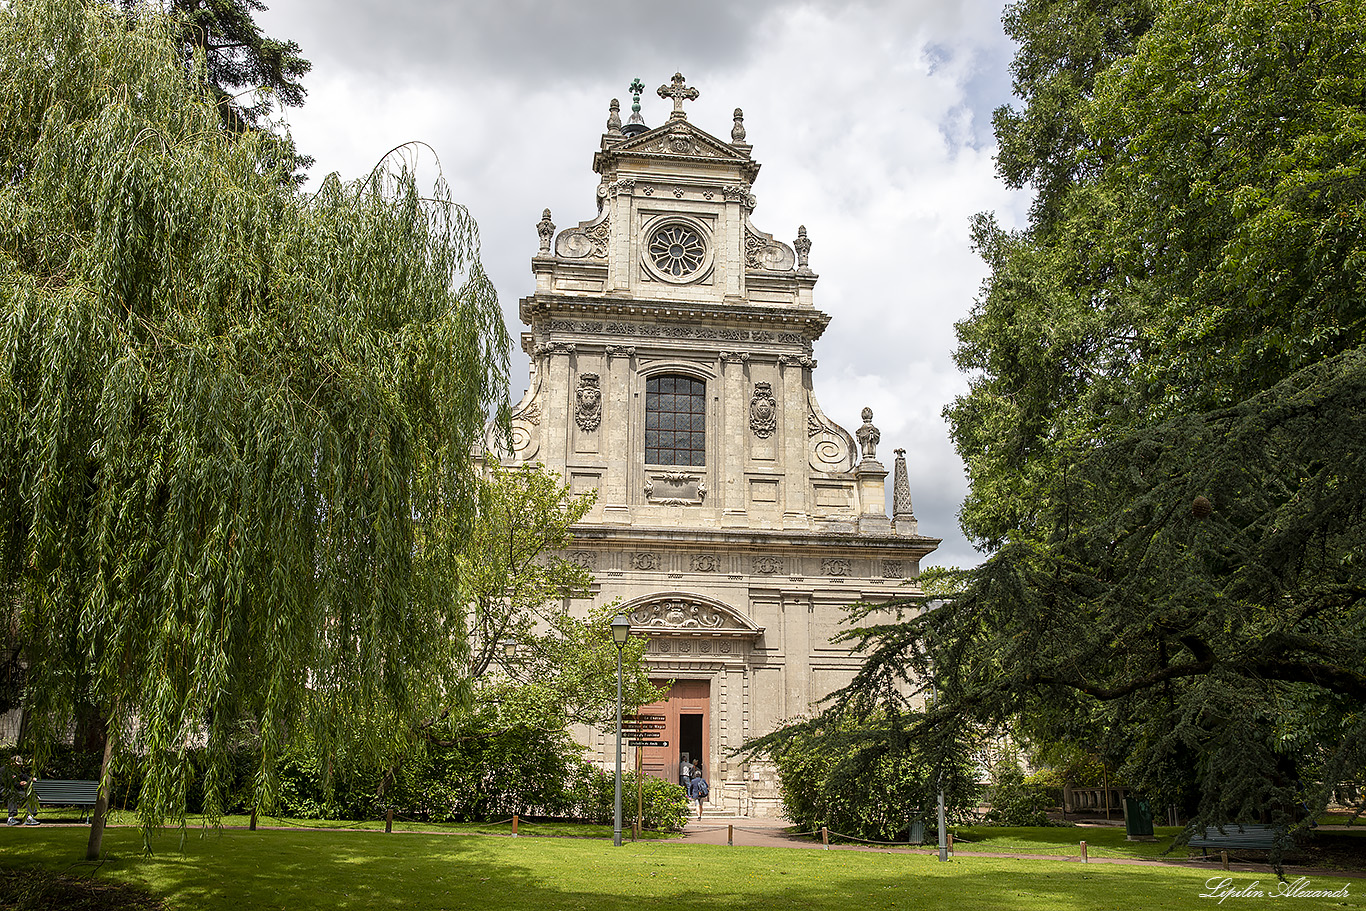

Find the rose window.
xmin=648 ymin=224 xmax=706 ymax=277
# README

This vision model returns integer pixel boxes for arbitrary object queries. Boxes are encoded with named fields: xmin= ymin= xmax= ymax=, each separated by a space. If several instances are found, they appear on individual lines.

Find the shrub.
xmin=982 ymin=758 xmax=1059 ymax=827
xmin=568 ymin=766 xmax=690 ymax=832
xmin=768 ymin=711 xmax=982 ymax=842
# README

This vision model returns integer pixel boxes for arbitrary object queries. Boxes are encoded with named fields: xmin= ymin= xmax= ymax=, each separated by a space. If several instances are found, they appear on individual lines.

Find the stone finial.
xmin=794 ymin=225 xmax=812 ymax=272
xmin=536 ymin=209 xmax=554 ymax=254
xmin=893 ymin=448 xmax=915 ymax=522
xmin=856 ymin=407 xmax=880 ymax=463
xmin=658 ymin=72 xmax=699 ymax=121
xmin=732 ymin=107 xmax=746 ymax=144
xmin=607 ymin=98 xmax=622 ymax=135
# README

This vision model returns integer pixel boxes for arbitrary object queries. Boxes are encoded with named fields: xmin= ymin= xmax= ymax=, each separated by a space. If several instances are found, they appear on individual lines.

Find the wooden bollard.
xmin=947 ymin=833 xmax=954 ymax=853
xmin=1221 ymin=850 xmax=1229 ymax=871
xmin=1080 ymin=840 xmax=1088 ymax=863
xmin=385 ymin=809 xmax=393 ymax=834
xmin=249 ymin=807 xmax=258 ymax=831
xmin=821 ymin=826 xmax=829 ymax=850
xmin=512 ymin=814 xmax=519 ymax=838
xmin=728 ymin=824 xmax=734 ymax=846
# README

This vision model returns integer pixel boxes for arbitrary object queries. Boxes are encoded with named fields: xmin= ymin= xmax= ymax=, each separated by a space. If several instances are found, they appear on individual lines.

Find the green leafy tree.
xmin=116 ymin=0 xmax=314 ymax=179
xmin=939 ymin=0 xmax=1366 ymax=849
xmin=759 ymin=0 xmax=1366 ymax=864
xmin=0 ymin=0 xmax=509 ymax=857
xmin=455 ymin=461 xmax=661 ymax=728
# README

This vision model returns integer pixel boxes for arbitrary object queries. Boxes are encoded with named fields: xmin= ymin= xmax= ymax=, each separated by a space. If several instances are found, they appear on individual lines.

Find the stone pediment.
xmin=623 ymin=591 xmax=763 ymax=640
xmin=599 ymin=120 xmax=759 ymax=176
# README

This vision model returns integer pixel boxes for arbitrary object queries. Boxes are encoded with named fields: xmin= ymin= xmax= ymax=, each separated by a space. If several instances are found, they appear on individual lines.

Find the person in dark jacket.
xmin=686 ymin=770 xmax=709 ymax=818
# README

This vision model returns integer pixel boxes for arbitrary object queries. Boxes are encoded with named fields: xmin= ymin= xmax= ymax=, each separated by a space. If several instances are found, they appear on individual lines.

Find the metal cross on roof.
xmin=658 ymin=72 xmax=698 ymax=121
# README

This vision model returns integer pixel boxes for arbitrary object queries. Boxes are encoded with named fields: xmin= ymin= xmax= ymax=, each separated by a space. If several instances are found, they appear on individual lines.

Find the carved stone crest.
xmin=630 ymin=598 xmax=725 ymax=629
xmin=575 ymin=374 xmax=601 ymax=432
xmin=750 ymin=382 xmax=777 ymax=439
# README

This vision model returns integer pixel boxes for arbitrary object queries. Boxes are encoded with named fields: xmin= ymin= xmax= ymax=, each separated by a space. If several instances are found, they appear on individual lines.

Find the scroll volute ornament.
xmin=750 ymin=382 xmax=777 ymax=438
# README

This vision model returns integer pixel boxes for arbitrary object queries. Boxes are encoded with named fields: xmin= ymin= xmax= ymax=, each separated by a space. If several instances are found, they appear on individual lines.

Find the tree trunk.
xmin=86 ymin=718 xmax=116 ymax=860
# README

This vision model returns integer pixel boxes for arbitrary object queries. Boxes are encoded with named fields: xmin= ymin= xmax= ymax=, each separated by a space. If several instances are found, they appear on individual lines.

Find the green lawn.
xmin=3 ymin=824 xmax=1363 ymax=911
xmin=948 ymin=825 xmax=1186 ymax=860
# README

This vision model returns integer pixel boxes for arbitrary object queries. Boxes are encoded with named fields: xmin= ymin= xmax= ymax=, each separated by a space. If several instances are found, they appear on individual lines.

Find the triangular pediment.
xmin=623 ymin=591 xmax=764 ymax=639
xmin=610 ymin=119 xmax=748 ymax=163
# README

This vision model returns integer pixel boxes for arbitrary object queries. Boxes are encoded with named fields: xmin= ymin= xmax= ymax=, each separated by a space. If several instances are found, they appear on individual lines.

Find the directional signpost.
xmin=621 ymin=714 xmax=668 ymax=839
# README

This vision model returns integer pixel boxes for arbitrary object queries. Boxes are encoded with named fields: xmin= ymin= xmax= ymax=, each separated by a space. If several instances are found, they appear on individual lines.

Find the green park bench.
xmin=31 ymin=779 xmax=101 ymax=822
xmin=1187 ymin=823 xmax=1281 ymax=858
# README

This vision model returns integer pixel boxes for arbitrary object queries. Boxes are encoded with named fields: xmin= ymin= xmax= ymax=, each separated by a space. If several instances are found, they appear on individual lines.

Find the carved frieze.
xmin=630 ymin=552 xmax=661 ymax=571
xmin=882 ymin=560 xmax=904 ymax=579
xmin=691 ymin=554 xmax=720 ymax=573
xmin=749 ymin=382 xmax=777 ymax=439
xmin=575 ymin=374 xmax=601 ymax=432
xmin=518 ymin=401 xmax=542 ymax=425
xmin=753 ymin=555 xmax=783 ymax=575
xmin=569 ymin=551 xmax=596 ymax=570
xmin=779 ymin=355 xmax=814 ymax=368
xmin=821 ymin=558 xmax=850 ymax=577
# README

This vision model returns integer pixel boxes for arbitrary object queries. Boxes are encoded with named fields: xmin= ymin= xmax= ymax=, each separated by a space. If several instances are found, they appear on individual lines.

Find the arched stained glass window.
xmin=645 ymin=375 xmax=705 ymax=466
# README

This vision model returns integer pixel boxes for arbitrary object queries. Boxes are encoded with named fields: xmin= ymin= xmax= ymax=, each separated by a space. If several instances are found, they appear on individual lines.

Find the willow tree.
xmin=0 ymin=0 xmax=509 ymax=857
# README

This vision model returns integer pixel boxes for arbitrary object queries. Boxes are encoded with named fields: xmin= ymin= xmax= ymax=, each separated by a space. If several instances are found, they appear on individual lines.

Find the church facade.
xmin=500 ymin=75 xmax=938 ymax=817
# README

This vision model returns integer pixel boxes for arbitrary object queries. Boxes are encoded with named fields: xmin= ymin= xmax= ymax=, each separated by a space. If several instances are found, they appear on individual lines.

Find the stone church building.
xmin=498 ymin=75 xmax=938 ymax=816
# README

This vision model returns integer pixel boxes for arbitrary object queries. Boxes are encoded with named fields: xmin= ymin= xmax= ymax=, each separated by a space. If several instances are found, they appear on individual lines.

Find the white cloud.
xmin=257 ymin=0 xmax=1032 ymax=567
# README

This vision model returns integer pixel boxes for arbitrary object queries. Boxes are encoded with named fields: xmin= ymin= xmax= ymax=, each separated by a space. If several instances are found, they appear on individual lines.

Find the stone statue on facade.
xmin=856 ymin=406 xmax=880 ymax=462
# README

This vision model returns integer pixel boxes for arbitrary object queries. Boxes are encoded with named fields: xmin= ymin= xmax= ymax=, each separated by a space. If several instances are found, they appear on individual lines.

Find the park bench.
xmin=31 ymin=779 xmax=101 ymax=822
xmin=1187 ymin=823 xmax=1281 ymax=858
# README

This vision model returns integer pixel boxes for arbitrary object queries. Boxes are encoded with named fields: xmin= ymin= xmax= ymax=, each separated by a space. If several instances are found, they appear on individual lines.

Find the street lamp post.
xmin=610 ymin=614 xmax=631 ymax=848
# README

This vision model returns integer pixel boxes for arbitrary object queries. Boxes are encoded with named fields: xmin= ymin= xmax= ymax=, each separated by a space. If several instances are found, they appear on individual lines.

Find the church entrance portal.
xmin=637 ymin=678 xmax=709 ymax=786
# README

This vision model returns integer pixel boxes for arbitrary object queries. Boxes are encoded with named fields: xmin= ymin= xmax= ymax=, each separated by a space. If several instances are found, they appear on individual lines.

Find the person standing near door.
xmin=678 ymin=755 xmax=692 ymax=787
xmin=687 ymin=769 xmax=709 ymax=818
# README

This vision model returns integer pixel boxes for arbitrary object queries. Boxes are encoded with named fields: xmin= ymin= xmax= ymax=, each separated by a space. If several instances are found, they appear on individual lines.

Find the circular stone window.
xmin=649 ymin=223 xmax=706 ymax=277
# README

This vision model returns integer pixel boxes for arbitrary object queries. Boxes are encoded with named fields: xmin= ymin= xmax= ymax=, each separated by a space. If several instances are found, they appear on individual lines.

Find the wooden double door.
xmin=636 ymin=678 xmax=710 ymax=786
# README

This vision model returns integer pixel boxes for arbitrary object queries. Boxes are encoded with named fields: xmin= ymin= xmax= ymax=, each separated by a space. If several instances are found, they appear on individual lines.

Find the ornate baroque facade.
xmin=500 ymin=75 xmax=938 ymax=816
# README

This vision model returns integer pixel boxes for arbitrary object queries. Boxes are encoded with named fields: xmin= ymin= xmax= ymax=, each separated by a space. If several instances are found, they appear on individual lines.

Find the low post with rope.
xmin=1080 ymin=840 xmax=1088 ymax=863
xmin=728 ymin=824 xmax=733 ymax=846
xmin=385 ymin=808 xmax=393 ymax=834
xmin=512 ymin=814 xmax=519 ymax=837
xmin=821 ymin=826 xmax=829 ymax=850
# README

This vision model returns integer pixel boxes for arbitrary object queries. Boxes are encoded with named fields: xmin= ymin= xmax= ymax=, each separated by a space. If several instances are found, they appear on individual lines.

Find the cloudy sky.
xmin=255 ymin=0 xmax=1032 ymax=569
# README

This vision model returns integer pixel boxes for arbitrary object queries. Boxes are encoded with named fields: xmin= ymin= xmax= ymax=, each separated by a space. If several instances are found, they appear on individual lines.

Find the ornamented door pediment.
xmin=622 ymin=592 xmax=763 ymax=640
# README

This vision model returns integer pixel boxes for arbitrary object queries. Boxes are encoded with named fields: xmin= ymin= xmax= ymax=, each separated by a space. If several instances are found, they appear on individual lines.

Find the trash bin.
xmin=1123 ymin=797 xmax=1155 ymax=840
xmin=909 ymin=820 xmax=926 ymax=844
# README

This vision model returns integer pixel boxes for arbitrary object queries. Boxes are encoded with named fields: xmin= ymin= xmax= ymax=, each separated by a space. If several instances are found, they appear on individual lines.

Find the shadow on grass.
xmin=3 ymin=824 xmax=1363 ymax=911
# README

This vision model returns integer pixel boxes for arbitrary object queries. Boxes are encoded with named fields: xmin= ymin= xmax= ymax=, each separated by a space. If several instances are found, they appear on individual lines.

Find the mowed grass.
xmin=4 ymin=825 xmax=1364 ymax=911
xmin=95 ymin=810 xmax=676 ymax=840
xmin=949 ymin=825 xmax=1187 ymax=859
